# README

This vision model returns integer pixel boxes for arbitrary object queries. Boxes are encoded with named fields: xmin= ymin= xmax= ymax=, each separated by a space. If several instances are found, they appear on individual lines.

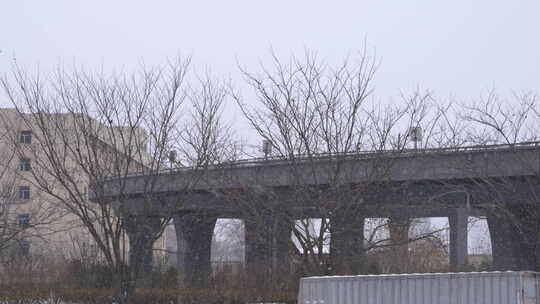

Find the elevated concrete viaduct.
xmin=90 ymin=142 xmax=540 ymax=289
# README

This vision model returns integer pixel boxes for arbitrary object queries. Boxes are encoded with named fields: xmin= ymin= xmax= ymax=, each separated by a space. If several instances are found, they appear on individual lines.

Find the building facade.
xmin=0 ymin=108 xmax=166 ymax=264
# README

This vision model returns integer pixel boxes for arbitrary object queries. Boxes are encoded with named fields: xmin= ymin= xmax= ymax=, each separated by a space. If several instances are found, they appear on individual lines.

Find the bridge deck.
xmin=92 ymin=141 xmax=540 ymax=200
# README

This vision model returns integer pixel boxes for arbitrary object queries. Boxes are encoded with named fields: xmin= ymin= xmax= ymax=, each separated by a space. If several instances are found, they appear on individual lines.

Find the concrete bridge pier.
xmin=244 ymin=213 xmax=293 ymax=286
xmin=487 ymin=205 xmax=537 ymax=271
xmin=488 ymin=214 xmax=520 ymax=270
xmin=174 ymin=213 xmax=217 ymax=289
xmin=449 ymin=208 xmax=468 ymax=270
xmin=124 ymin=216 xmax=162 ymax=282
xmin=330 ymin=216 xmax=365 ymax=274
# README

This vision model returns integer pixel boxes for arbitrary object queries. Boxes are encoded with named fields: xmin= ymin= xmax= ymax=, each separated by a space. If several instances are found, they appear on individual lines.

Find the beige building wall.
xmin=0 ymin=108 xmax=165 ymax=262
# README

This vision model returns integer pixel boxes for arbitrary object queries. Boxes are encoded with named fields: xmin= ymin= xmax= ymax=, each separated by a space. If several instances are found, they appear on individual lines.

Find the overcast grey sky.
xmin=2 ymin=0 xmax=539 ymax=101
xmin=3 ymin=0 xmax=514 ymax=253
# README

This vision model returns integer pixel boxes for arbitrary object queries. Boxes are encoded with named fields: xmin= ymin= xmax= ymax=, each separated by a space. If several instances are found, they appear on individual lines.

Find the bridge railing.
xmin=103 ymin=140 xmax=540 ymax=180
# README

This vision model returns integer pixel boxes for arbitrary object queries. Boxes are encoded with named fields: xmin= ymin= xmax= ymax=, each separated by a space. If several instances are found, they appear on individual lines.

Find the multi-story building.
xmin=0 ymin=107 xmax=166 ymax=262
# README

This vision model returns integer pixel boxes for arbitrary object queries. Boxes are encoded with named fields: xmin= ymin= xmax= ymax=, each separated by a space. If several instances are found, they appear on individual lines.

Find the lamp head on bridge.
xmin=407 ymin=126 xmax=423 ymax=149
xmin=262 ymin=140 xmax=272 ymax=159
xmin=168 ymin=150 xmax=177 ymax=165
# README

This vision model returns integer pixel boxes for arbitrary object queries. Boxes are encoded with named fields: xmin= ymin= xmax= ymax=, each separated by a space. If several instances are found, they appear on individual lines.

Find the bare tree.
xmin=459 ymin=90 xmax=540 ymax=271
xmin=173 ymin=71 xmax=239 ymax=168
xmin=212 ymin=219 xmax=245 ymax=263
xmin=228 ymin=48 xmax=457 ymax=289
xmin=0 ymin=128 xmax=21 ymax=254
xmin=0 ymin=59 xmax=200 ymax=303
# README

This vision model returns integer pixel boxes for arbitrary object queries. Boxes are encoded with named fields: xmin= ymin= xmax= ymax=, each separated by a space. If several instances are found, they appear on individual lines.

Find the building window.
xmin=19 ymin=239 xmax=30 ymax=256
xmin=19 ymin=130 xmax=32 ymax=144
xmin=18 ymin=213 xmax=30 ymax=228
xmin=18 ymin=186 xmax=30 ymax=200
xmin=19 ymin=158 xmax=31 ymax=171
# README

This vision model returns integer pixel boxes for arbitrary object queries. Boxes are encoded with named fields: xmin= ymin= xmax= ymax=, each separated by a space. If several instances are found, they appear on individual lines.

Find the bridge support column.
xmin=449 ymin=208 xmax=468 ymax=271
xmin=244 ymin=214 xmax=293 ymax=286
xmin=174 ymin=213 xmax=217 ymax=289
xmin=388 ymin=216 xmax=410 ymax=273
xmin=487 ymin=205 xmax=537 ymax=271
xmin=330 ymin=216 xmax=365 ymax=275
xmin=124 ymin=216 xmax=162 ymax=286
xmin=488 ymin=214 xmax=518 ymax=270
